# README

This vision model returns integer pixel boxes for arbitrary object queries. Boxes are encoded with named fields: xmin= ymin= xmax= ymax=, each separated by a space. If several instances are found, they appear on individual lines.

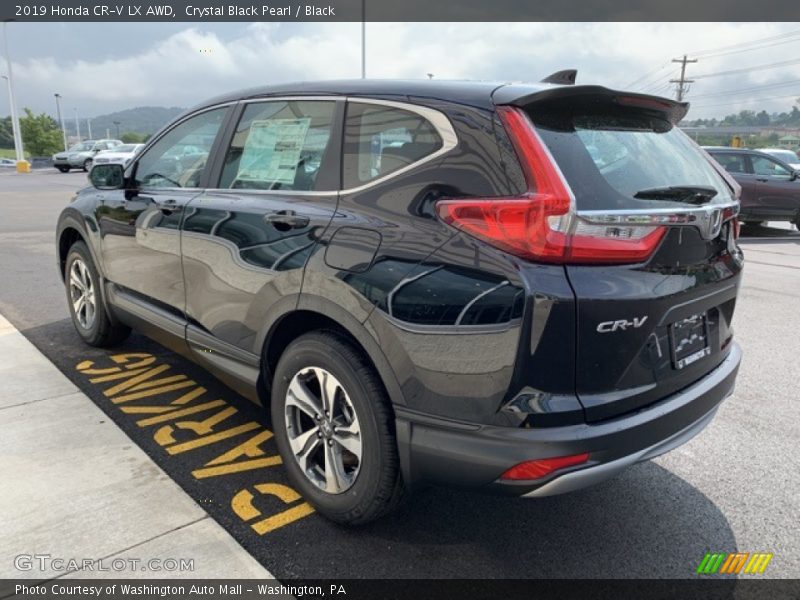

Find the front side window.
xmin=134 ymin=107 xmax=227 ymax=189
xmin=342 ymin=102 xmax=443 ymax=188
xmin=752 ymin=155 xmax=792 ymax=178
xmin=219 ymin=100 xmax=336 ymax=191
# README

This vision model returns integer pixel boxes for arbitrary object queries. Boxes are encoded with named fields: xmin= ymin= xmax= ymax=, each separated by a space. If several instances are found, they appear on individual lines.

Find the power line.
xmin=691 ymin=92 xmax=800 ymax=109
xmin=689 ymin=79 xmax=800 ymax=100
xmin=626 ymin=62 xmax=670 ymax=89
xmin=639 ymin=70 xmax=679 ymax=93
xmin=689 ymin=28 xmax=800 ymax=58
xmin=693 ymin=57 xmax=800 ymax=80
xmin=694 ymin=36 xmax=800 ymax=60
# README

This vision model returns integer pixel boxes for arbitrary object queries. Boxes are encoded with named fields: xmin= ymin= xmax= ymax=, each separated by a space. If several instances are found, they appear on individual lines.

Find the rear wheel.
xmin=57 ymin=166 xmax=69 ymax=173
xmin=270 ymin=331 xmax=403 ymax=525
xmin=64 ymin=241 xmax=130 ymax=347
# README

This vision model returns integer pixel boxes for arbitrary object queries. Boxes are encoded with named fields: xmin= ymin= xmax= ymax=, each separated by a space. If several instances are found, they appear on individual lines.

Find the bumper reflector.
xmin=500 ymin=452 xmax=590 ymax=481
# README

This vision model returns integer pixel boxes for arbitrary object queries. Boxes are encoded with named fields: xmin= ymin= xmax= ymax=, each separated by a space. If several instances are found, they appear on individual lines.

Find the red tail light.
xmin=500 ymin=452 xmax=590 ymax=481
xmin=435 ymin=106 xmax=666 ymax=264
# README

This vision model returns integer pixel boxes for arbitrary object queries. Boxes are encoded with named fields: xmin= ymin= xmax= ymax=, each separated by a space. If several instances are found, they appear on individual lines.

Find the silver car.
xmin=91 ymin=143 xmax=145 ymax=168
xmin=53 ymin=139 xmax=123 ymax=172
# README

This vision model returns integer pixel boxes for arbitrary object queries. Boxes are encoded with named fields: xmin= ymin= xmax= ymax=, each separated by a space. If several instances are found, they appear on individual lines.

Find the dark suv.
xmin=57 ymin=80 xmax=742 ymax=524
xmin=704 ymin=146 xmax=800 ymax=228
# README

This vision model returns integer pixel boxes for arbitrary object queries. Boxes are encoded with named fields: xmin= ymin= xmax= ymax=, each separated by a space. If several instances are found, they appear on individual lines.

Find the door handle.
xmin=756 ymin=178 xmax=769 ymax=182
xmin=266 ymin=211 xmax=309 ymax=229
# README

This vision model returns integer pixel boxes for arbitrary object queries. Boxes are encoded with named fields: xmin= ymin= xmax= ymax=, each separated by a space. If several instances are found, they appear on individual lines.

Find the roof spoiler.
xmin=493 ymin=84 xmax=689 ymax=125
xmin=540 ymin=69 xmax=577 ymax=85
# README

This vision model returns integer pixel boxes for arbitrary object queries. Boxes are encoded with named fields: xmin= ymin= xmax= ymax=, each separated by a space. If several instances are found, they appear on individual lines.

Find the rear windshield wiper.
xmin=633 ymin=185 xmax=718 ymax=205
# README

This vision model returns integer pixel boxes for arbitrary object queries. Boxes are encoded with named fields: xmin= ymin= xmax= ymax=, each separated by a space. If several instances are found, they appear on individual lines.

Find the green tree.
xmin=0 ymin=116 xmax=13 ymax=149
xmin=19 ymin=108 xmax=63 ymax=156
xmin=120 ymin=131 xmax=145 ymax=143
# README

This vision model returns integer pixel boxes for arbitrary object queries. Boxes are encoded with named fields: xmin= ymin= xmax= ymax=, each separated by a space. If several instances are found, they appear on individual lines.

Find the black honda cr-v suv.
xmin=57 ymin=78 xmax=743 ymax=524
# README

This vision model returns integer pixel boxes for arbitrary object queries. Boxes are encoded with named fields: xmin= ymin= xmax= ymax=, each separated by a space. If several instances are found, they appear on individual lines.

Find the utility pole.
xmin=87 ymin=118 xmax=92 ymax=139
xmin=54 ymin=93 xmax=67 ymax=150
xmin=2 ymin=22 xmax=25 ymax=165
xmin=73 ymin=107 xmax=80 ymax=141
xmin=670 ymin=55 xmax=697 ymax=102
xmin=113 ymin=120 xmax=120 ymax=138
xmin=360 ymin=0 xmax=365 ymax=79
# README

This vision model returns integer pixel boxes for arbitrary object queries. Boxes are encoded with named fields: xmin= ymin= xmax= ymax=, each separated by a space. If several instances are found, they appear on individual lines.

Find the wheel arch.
xmin=259 ymin=296 xmax=407 ymax=411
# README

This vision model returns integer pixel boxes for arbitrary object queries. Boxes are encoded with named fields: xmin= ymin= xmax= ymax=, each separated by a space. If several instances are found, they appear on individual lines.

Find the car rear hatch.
xmin=486 ymin=85 xmax=743 ymax=422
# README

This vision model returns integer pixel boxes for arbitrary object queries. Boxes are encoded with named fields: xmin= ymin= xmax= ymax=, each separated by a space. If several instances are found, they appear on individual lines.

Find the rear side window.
xmin=710 ymin=152 xmax=747 ymax=174
xmin=343 ymin=102 xmax=442 ymax=188
xmin=530 ymin=111 xmax=734 ymax=210
xmin=219 ymin=100 xmax=336 ymax=191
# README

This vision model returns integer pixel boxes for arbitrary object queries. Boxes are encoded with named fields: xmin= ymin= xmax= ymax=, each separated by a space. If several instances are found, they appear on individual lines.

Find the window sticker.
xmin=236 ymin=117 xmax=311 ymax=185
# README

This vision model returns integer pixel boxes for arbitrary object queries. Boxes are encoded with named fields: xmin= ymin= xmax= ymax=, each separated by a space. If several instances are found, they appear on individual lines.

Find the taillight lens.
xmin=500 ymin=452 xmax=590 ymax=481
xmin=435 ymin=106 xmax=666 ymax=264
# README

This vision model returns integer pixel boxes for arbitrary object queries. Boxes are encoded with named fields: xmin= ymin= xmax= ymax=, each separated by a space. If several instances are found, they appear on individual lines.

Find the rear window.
xmin=530 ymin=111 xmax=735 ymax=210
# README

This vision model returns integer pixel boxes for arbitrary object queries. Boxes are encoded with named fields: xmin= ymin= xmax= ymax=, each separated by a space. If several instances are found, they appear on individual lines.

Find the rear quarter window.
xmin=342 ymin=103 xmax=443 ymax=188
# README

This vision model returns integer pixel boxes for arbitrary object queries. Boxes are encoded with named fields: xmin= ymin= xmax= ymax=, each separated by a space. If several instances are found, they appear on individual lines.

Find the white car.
xmin=0 ymin=158 xmax=17 ymax=168
xmin=90 ymin=143 xmax=145 ymax=168
xmin=760 ymin=148 xmax=800 ymax=170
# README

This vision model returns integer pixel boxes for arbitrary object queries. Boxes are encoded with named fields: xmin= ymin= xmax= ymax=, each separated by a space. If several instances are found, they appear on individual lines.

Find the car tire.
xmin=57 ymin=166 xmax=70 ymax=173
xmin=271 ymin=331 xmax=404 ymax=525
xmin=64 ymin=241 xmax=131 ymax=347
xmin=82 ymin=159 xmax=92 ymax=172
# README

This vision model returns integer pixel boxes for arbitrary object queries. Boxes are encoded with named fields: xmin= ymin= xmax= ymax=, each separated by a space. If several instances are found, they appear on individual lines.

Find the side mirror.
xmin=89 ymin=163 xmax=125 ymax=190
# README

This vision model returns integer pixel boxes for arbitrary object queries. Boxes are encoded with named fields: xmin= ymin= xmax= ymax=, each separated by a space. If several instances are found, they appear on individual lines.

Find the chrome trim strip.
xmin=576 ymin=201 xmax=740 ymax=240
xmin=454 ymin=281 xmax=509 ymax=326
xmin=523 ymin=407 xmax=719 ymax=498
xmin=522 ymin=342 xmax=741 ymax=498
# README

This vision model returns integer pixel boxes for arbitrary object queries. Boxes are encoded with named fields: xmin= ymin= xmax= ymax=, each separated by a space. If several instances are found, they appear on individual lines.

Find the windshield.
xmin=530 ymin=111 xmax=735 ymax=210
xmin=69 ymin=142 xmax=94 ymax=152
xmin=112 ymin=144 xmax=139 ymax=152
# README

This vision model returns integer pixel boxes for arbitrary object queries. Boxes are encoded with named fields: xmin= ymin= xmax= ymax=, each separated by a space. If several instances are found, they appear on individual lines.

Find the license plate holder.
xmin=669 ymin=312 xmax=711 ymax=370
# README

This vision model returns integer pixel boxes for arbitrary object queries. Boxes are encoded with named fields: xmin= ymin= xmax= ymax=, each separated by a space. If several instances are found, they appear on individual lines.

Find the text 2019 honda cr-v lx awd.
xmin=56 ymin=76 xmax=743 ymax=524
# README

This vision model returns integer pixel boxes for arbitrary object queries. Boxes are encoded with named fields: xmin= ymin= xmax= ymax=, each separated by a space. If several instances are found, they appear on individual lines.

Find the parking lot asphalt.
xmin=0 ymin=169 xmax=798 ymax=579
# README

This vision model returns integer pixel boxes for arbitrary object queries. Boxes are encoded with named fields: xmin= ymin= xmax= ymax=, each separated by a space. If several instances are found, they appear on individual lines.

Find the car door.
xmin=180 ymin=99 xmax=342 ymax=363
xmin=96 ymin=105 xmax=230 ymax=312
xmin=750 ymin=153 xmax=800 ymax=219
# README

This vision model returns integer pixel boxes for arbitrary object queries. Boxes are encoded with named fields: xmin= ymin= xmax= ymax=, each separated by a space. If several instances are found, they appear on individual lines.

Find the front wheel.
xmin=271 ymin=332 xmax=403 ymax=525
xmin=82 ymin=159 xmax=92 ymax=172
xmin=64 ymin=241 xmax=130 ymax=347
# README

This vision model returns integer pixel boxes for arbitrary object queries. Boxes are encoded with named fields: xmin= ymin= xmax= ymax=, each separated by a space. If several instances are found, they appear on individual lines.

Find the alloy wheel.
xmin=284 ymin=366 xmax=362 ymax=494
xmin=68 ymin=258 xmax=96 ymax=330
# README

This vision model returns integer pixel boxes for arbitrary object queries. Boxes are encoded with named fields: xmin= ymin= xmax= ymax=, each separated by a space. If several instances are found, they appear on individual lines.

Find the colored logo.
xmin=696 ymin=552 xmax=773 ymax=575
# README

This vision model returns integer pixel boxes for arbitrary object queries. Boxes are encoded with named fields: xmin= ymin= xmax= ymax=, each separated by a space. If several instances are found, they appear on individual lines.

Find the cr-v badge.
xmin=597 ymin=316 xmax=648 ymax=333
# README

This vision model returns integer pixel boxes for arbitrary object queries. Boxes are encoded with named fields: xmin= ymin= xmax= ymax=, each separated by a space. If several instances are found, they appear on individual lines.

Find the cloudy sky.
xmin=2 ymin=21 xmax=799 ymax=120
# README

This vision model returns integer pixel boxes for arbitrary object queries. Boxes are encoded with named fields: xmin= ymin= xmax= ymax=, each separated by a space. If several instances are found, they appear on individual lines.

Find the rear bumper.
xmin=396 ymin=342 xmax=741 ymax=495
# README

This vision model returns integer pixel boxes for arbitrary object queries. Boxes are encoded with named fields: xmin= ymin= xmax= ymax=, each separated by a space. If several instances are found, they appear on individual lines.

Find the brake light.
xmin=435 ymin=106 xmax=666 ymax=264
xmin=500 ymin=452 xmax=590 ymax=481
